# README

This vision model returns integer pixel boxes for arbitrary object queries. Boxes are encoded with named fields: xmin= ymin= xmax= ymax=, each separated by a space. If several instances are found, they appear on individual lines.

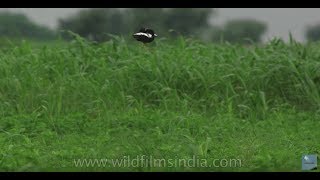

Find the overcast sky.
xmin=1 ymin=8 xmax=319 ymax=42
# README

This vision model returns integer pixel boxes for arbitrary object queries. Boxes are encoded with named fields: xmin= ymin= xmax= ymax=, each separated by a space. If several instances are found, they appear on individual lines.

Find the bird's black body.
xmin=133 ymin=28 xmax=158 ymax=43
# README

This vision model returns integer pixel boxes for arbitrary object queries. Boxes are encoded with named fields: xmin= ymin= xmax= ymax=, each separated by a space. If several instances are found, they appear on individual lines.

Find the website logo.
xmin=302 ymin=154 xmax=317 ymax=171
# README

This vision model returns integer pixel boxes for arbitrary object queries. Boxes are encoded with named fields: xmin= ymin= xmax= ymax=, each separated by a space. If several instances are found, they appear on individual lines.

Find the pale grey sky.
xmin=1 ymin=8 xmax=320 ymax=42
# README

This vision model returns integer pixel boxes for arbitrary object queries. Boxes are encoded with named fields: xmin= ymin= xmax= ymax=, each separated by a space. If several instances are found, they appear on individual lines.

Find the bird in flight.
xmin=133 ymin=28 xmax=158 ymax=44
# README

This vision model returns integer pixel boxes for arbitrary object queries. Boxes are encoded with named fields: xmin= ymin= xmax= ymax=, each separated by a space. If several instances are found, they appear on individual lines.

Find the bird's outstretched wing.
xmin=133 ymin=32 xmax=152 ymax=38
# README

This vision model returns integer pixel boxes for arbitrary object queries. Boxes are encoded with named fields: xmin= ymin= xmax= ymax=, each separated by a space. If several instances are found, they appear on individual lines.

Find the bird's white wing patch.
xmin=134 ymin=32 xmax=152 ymax=38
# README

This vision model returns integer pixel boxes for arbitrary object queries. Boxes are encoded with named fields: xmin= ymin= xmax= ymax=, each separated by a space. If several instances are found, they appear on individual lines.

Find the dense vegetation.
xmin=0 ymin=12 xmax=56 ymax=41
xmin=0 ymin=35 xmax=319 ymax=171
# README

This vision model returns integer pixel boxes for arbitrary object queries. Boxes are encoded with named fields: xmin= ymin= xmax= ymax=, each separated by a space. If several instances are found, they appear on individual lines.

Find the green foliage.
xmin=0 ymin=37 xmax=319 ymax=171
xmin=0 ymin=12 xmax=56 ymax=40
xmin=305 ymin=23 xmax=320 ymax=42
xmin=212 ymin=19 xmax=267 ymax=44
xmin=58 ymin=8 xmax=128 ymax=42
xmin=162 ymin=8 xmax=214 ymax=36
xmin=126 ymin=8 xmax=165 ymax=32
xmin=57 ymin=8 xmax=215 ymax=42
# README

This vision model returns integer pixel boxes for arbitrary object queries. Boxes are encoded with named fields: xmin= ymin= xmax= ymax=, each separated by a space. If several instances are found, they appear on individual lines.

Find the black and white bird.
xmin=133 ymin=28 xmax=158 ymax=44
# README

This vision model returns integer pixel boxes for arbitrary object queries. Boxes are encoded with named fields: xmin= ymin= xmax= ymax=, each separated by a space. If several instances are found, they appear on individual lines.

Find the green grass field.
xmin=0 ymin=35 xmax=319 ymax=172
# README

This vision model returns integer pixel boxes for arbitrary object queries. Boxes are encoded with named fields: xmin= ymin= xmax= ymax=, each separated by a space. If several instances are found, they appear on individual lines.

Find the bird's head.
xmin=144 ymin=28 xmax=158 ymax=38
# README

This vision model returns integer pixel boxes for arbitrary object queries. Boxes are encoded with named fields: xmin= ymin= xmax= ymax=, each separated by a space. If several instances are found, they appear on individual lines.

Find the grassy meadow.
xmin=0 ymin=35 xmax=319 ymax=171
